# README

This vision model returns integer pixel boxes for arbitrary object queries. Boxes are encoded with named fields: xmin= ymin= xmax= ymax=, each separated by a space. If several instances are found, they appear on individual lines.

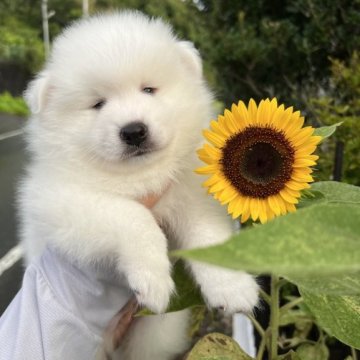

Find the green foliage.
xmin=0 ymin=92 xmax=29 ymax=116
xmin=0 ymin=18 xmax=44 ymax=72
xmin=4 ymin=0 xmax=358 ymax=108
xmin=168 ymin=260 xmax=205 ymax=312
xmin=198 ymin=0 xmax=360 ymax=107
xmin=300 ymin=290 xmax=360 ymax=349
xmin=309 ymin=52 xmax=360 ymax=186
xmin=295 ymin=342 xmax=329 ymax=360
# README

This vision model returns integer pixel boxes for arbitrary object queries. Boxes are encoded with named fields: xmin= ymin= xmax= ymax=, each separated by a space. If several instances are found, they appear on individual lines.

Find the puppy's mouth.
xmin=122 ymin=143 xmax=159 ymax=160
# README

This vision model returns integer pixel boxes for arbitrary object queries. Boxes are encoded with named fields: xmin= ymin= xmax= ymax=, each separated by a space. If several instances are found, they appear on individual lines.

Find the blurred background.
xmin=0 ymin=0 xmax=359 ymax=357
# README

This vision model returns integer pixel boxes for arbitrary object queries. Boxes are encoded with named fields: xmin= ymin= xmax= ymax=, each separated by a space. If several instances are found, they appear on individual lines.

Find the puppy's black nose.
xmin=120 ymin=122 xmax=148 ymax=146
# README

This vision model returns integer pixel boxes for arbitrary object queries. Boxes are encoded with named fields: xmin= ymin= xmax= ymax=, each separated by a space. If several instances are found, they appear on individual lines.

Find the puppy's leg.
xmin=166 ymin=181 xmax=259 ymax=314
xmin=117 ymin=310 xmax=190 ymax=360
xmin=20 ymin=181 xmax=174 ymax=313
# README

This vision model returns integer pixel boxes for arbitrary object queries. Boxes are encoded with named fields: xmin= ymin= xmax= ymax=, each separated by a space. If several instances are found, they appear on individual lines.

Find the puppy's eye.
xmin=92 ymin=100 xmax=106 ymax=110
xmin=142 ymin=87 xmax=157 ymax=95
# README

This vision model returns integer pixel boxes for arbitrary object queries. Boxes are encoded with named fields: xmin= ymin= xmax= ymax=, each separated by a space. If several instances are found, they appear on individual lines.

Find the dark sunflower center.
xmin=221 ymin=126 xmax=295 ymax=198
xmin=241 ymin=143 xmax=282 ymax=184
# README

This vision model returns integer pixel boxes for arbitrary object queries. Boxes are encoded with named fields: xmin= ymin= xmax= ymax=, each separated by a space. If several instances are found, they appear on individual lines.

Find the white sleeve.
xmin=0 ymin=247 xmax=132 ymax=360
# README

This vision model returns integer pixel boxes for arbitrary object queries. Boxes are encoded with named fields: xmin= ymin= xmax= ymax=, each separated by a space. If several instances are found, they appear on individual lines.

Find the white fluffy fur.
xmin=19 ymin=11 xmax=258 ymax=360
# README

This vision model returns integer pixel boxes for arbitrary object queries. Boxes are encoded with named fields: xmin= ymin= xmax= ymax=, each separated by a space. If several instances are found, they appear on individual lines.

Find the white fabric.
xmin=232 ymin=313 xmax=256 ymax=357
xmin=0 ymin=246 xmax=132 ymax=360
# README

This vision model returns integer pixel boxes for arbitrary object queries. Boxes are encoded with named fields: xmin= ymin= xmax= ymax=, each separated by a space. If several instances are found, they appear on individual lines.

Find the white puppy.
xmin=19 ymin=11 xmax=258 ymax=359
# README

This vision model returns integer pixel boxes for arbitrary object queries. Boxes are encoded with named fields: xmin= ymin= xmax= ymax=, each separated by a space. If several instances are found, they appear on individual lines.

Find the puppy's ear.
xmin=24 ymin=71 xmax=50 ymax=114
xmin=178 ymin=41 xmax=203 ymax=78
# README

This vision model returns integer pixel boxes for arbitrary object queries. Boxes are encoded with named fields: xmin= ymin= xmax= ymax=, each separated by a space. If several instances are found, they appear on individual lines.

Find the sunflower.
xmin=196 ymin=98 xmax=322 ymax=224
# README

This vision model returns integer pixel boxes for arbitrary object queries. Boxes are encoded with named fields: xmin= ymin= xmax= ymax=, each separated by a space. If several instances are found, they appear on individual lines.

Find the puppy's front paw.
xmin=126 ymin=265 xmax=175 ymax=314
xmin=194 ymin=265 xmax=259 ymax=314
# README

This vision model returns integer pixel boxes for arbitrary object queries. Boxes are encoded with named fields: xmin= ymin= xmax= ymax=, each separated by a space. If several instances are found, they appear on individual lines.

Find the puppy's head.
xmin=25 ymin=11 xmax=212 ymax=172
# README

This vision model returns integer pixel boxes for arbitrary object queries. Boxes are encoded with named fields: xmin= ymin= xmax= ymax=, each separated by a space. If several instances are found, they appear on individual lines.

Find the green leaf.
xmin=288 ymin=272 xmax=360 ymax=295
xmin=172 ymin=203 xmax=360 ymax=277
xmin=186 ymin=333 xmax=254 ymax=360
xmin=168 ymin=260 xmax=205 ymax=312
xmin=296 ymin=342 xmax=329 ymax=360
xmin=298 ymin=189 xmax=325 ymax=208
xmin=311 ymin=181 xmax=360 ymax=204
xmin=300 ymin=289 xmax=360 ymax=349
xmin=279 ymin=309 xmax=313 ymax=327
xmin=277 ymin=350 xmax=302 ymax=360
xmin=313 ymin=122 xmax=341 ymax=139
xmin=299 ymin=181 xmax=360 ymax=209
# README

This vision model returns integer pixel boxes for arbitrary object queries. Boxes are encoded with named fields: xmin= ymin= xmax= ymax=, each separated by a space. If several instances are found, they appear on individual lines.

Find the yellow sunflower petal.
xmin=286 ymin=180 xmax=310 ymax=191
xmin=197 ymin=144 xmax=222 ymax=161
xmin=298 ymin=136 xmax=322 ymax=150
xmin=293 ymin=167 xmax=313 ymax=175
xmin=266 ymin=206 xmax=276 ymax=221
xmin=202 ymin=173 xmax=223 ymax=187
xmin=285 ymin=202 xmax=297 ymax=213
xmin=195 ymin=164 xmax=218 ymax=174
xmin=295 ymin=154 xmax=319 ymax=163
xmin=198 ymin=155 xmax=215 ymax=165
xmin=240 ymin=209 xmax=251 ymax=223
xmin=279 ymin=188 xmax=299 ymax=204
xmin=231 ymin=104 xmax=247 ymax=131
xmin=228 ymin=196 xmax=240 ymax=214
xmin=268 ymin=195 xmax=281 ymax=216
xmin=277 ymin=106 xmax=294 ymax=130
xmin=256 ymin=98 xmax=270 ymax=124
xmin=295 ymin=144 xmax=317 ymax=157
xmin=237 ymin=100 xmax=250 ymax=125
xmin=218 ymin=186 xmax=238 ymax=205
xmin=277 ymin=196 xmax=287 ymax=215
xmin=291 ymin=127 xmax=315 ymax=147
xmin=209 ymin=180 xmax=231 ymax=193
xmin=258 ymin=200 xmax=268 ymax=224
xmin=250 ymin=198 xmax=260 ymax=221
xmin=248 ymin=98 xmax=258 ymax=123
xmin=283 ymin=112 xmax=304 ymax=137
xmin=203 ymin=129 xmax=226 ymax=148
xmin=291 ymin=173 xmax=314 ymax=183
xmin=224 ymin=109 xmax=240 ymax=133
xmin=293 ymin=158 xmax=317 ymax=167
xmin=270 ymin=104 xmax=285 ymax=126
xmin=232 ymin=197 xmax=246 ymax=219
xmin=197 ymin=147 xmax=220 ymax=164
xmin=241 ymin=197 xmax=250 ymax=216
xmin=210 ymin=119 xmax=230 ymax=137
xmin=269 ymin=98 xmax=278 ymax=116
xmin=281 ymin=186 xmax=301 ymax=198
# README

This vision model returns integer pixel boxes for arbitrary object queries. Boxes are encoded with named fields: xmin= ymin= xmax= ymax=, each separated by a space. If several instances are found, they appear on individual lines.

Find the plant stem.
xmin=351 ymin=346 xmax=358 ymax=360
xmin=259 ymin=288 xmax=271 ymax=306
xmin=269 ymin=275 xmax=280 ymax=360
xmin=277 ymin=278 xmax=288 ymax=289
xmin=279 ymin=297 xmax=303 ymax=314
xmin=248 ymin=314 xmax=265 ymax=337
xmin=256 ymin=329 xmax=269 ymax=360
